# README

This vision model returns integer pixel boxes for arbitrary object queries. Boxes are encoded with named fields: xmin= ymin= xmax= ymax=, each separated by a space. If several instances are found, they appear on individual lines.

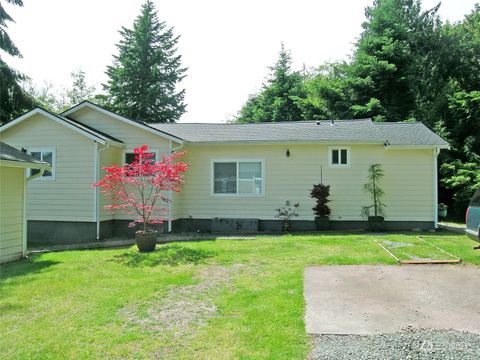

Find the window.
xmin=329 ymin=147 xmax=350 ymax=167
xmin=470 ymin=188 xmax=480 ymax=207
xmin=124 ymin=150 xmax=158 ymax=165
xmin=212 ymin=160 xmax=264 ymax=196
xmin=29 ymin=148 xmax=55 ymax=179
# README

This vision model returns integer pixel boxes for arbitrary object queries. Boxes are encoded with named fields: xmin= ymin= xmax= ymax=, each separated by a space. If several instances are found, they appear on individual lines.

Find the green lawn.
xmin=1 ymin=233 xmax=479 ymax=359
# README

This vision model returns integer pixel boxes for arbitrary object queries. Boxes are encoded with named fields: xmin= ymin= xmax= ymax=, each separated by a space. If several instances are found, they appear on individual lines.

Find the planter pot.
xmin=368 ymin=216 xmax=385 ymax=232
xmin=135 ymin=230 xmax=157 ymax=252
xmin=438 ymin=207 xmax=447 ymax=218
xmin=315 ymin=216 xmax=330 ymax=230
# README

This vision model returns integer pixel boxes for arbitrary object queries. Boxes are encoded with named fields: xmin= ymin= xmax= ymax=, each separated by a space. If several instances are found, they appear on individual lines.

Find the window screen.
xmin=214 ymin=162 xmax=237 ymax=194
xmin=213 ymin=161 xmax=263 ymax=195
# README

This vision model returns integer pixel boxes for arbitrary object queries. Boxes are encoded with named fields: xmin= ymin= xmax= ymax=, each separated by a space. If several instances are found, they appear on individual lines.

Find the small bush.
xmin=310 ymin=184 xmax=331 ymax=217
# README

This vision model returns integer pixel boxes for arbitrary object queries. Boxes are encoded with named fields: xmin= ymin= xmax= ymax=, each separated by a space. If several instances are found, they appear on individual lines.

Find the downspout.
xmin=167 ymin=141 xmax=185 ymax=233
xmin=23 ymin=167 xmax=46 ymax=257
xmin=95 ymin=142 xmax=110 ymax=240
xmin=433 ymin=147 xmax=440 ymax=229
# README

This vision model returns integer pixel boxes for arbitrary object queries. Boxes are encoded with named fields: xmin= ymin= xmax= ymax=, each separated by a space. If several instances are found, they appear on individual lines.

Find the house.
xmin=0 ymin=142 xmax=50 ymax=263
xmin=0 ymin=101 xmax=449 ymax=243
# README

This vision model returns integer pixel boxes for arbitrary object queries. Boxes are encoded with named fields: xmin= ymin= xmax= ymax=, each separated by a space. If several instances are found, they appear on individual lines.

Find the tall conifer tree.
xmin=103 ymin=1 xmax=186 ymax=123
xmin=236 ymin=43 xmax=306 ymax=123
xmin=0 ymin=0 xmax=33 ymax=123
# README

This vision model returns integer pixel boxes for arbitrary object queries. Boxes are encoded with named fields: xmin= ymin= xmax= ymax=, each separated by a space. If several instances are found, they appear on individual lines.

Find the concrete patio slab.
xmin=304 ymin=265 xmax=480 ymax=335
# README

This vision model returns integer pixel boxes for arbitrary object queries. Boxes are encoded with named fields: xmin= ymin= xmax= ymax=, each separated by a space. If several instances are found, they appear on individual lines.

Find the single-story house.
xmin=0 ymin=142 xmax=50 ymax=263
xmin=0 ymin=101 xmax=449 ymax=243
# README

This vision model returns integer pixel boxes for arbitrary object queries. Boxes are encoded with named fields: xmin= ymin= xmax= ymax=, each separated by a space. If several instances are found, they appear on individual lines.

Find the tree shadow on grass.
xmin=0 ymin=257 xmax=60 ymax=283
xmin=112 ymin=244 xmax=216 ymax=267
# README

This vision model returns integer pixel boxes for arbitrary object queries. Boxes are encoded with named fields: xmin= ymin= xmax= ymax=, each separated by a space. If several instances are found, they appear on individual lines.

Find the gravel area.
xmin=308 ymin=328 xmax=480 ymax=360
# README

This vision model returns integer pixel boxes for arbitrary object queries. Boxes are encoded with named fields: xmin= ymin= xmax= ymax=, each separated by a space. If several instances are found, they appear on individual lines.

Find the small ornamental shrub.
xmin=93 ymin=145 xmax=189 ymax=233
xmin=310 ymin=184 xmax=331 ymax=217
xmin=361 ymin=164 xmax=386 ymax=219
xmin=275 ymin=202 xmax=300 ymax=232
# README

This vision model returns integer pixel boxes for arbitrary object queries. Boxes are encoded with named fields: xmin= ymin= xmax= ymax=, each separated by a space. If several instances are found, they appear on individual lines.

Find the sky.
xmin=3 ymin=0 xmax=478 ymax=123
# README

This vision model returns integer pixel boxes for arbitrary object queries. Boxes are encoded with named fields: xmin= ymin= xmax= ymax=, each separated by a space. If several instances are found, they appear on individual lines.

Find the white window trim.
xmin=123 ymin=148 xmax=161 ymax=164
xmin=328 ymin=146 xmax=351 ymax=168
xmin=210 ymin=159 xmax=265 ymax=197
xmin=28 ymin=147 xmax=56 ymax=180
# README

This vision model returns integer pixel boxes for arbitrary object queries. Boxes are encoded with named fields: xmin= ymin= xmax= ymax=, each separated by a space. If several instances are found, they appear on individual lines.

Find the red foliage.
xmin=93 ymin=145 xmax=189 ymax=232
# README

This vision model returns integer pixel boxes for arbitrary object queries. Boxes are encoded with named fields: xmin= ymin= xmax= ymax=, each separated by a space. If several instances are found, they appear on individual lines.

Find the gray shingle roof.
xmin=59 ymin=116 xmax=124 ymax=143
xmin=0 ymin=142 xmax=49 ymax=166
xmin=148 ymin=119 xmax=449 ymax=146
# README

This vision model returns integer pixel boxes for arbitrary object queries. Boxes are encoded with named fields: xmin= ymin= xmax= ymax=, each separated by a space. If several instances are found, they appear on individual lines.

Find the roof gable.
xmin=0 ymin=107 xmax=121 ymax=145
xmin=62 ymin=101 xmax=183 ymax=143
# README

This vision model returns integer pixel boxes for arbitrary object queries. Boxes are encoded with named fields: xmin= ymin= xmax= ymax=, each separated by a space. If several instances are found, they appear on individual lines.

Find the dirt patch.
xmin=119 ymin=264 xmax=245 ymax=337
xmin=381 ymin=240 xmax=414 ymax=248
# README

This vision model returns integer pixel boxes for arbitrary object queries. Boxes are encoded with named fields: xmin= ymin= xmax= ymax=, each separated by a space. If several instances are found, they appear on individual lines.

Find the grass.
xmin=1 ymin=232 xmax=479 ymax=359
xmin=377 ymin=236 xmax=461 ymax=261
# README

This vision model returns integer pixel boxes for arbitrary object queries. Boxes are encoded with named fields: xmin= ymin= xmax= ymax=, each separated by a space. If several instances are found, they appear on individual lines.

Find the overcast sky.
xmin=4 ymin=0 xmax=478 ymax=122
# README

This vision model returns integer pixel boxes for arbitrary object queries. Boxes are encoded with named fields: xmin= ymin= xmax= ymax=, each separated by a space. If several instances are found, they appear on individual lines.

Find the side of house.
xmin=0 ymin=102 xmax=449 ymax=243
xmin=62 ymin=103 xmax=183 ymax=237
xmin=172 ymin=143 xmax=436 ymax=232
xmin=0 ymin=142 xmax=50 ymax=263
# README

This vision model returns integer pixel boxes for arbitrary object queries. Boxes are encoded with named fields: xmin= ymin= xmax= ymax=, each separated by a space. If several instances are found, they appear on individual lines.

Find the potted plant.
xmin=361 ymin=164 xmax=386 ymax=231
xmin=438 ymin=203 xmax=448 ymax=219
xmin=310 ymin=183 xmax=331 ymax=230
xmin=275 ymin=202 xmax=300 ymax=232
xmin=94 ymin=145 xmax=188 ymax=252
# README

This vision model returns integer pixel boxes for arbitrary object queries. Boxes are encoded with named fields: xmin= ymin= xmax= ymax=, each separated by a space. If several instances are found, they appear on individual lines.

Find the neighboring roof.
xmin=0 ymin=107 xmax=123 ymax=146
xmin=148 ymin=119 xmax=449 ymax=147
xmin=62 ymin=101 xmax=184 ymax=143
xmin=0 ymin=142 xmax=50 ymax=169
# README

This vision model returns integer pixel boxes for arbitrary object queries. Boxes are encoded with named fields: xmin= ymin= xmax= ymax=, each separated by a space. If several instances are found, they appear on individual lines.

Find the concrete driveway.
xmin=304 ymin=265 xmax=480 ymax=335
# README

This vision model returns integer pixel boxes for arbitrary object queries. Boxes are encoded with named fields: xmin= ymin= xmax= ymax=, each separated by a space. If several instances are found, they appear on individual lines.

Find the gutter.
xmin=94 ymin=142 xmax=111 ymax=240
xmin=167 ymin=141 xmax=185 ymax=233
xmin=433 ymin=147 xmax=440 ymax=229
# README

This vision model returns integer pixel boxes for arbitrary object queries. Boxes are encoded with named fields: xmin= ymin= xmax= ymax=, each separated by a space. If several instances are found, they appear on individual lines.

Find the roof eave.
xmin=0 ymin=108 xmax=107 ymax=145
xmin=386 ymin=144 xmax=450 ymax=149
xmin=0 ymin=159 xmax=51 ymax=170
xmin=184 ymin=140 xmax=451 ymax=147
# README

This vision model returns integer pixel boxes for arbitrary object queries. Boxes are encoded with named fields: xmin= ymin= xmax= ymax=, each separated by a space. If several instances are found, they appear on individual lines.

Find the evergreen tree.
xmin=236 ymin=43 xmax=306 ymax=123
xmin=0 ymin=0 xmax=34 ymax=123
xmin=348 ymin=0 xmax=442 ymax=122
xmin=103 ymin=0 xmax=186 ymax=123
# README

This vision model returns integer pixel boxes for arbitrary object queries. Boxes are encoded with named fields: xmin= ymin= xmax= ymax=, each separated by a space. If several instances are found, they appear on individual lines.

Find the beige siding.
xmin=98 ymin=145 xmax=122 ymax=221
xmin=71 ymin=107 xmax=178 ymax=221
xmin=97 ymin=145 xmax=177 ymax=222
xmin=176 ymin=144 xmax=435 ymax=222
xmin=1 ymin=114 xmax=96 ymax=221
xmin=70 ymin=107 xmax=173 ymax=152
xmin=0 ymin=166 xmax=25 ymax=264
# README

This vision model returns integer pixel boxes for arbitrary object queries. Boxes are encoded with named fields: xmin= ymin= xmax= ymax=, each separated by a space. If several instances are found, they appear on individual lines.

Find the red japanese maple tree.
xmin=94 ymin=145 xmax=188 ymax=233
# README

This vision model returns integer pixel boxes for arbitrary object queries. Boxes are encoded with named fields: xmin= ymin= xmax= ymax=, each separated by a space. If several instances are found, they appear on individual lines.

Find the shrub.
xmin=310 ymin=184 xmax=331 ymax=217
xmin=361 ymin=164 xmax=386 ymax=219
